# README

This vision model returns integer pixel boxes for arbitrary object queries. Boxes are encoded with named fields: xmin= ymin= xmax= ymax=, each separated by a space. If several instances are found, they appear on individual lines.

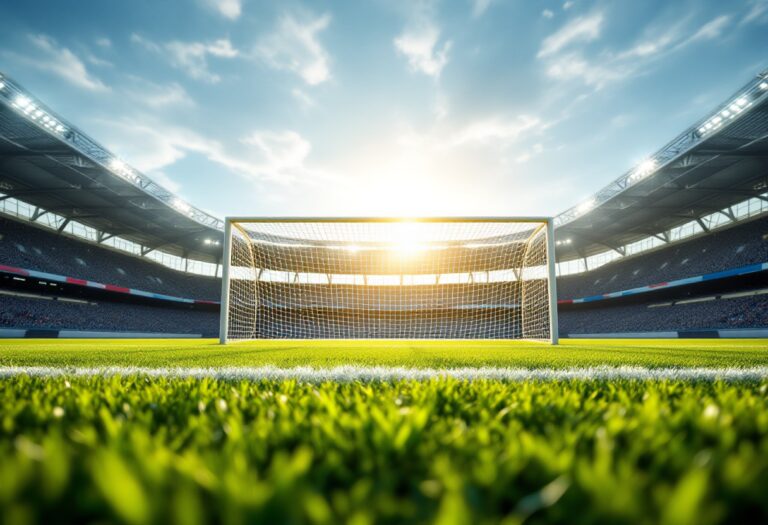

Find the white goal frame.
xmin=219 ymin=217 xmax=559 ymax=344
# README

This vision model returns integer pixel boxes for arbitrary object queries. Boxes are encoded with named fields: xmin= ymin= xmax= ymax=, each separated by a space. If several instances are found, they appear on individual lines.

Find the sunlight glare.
xmin=391 ymin=220 xmax=428 ymax=256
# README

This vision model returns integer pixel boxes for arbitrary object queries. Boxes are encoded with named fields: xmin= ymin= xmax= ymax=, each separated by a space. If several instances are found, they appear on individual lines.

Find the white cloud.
xmin=687 ymin=15 xmax=731 ymax=43
xmin=132 ymin=34 xmax=238 ymax=83
xmin=742 ymin=0 xmax=768 ymax=24
xmin=616 ymin=29 xmax=677 ymax=60
xmin=256 ymin=12 xmax=332 ymax=86
xmin=394 ymin=24 xmax=451 ymax=78
xmin=470 ymin=0 xmax=493 ymax=17
xmin=86 ymin=54 xmax=113 ymax=68
xmin=544 ymin=52 xmax=626 ymax=88
xmin=539 ymin=12 xmax=734 ymax=90
xmin=95 ymin=120 xmax=204 ymax=173
xmin=291 ymin=88 xmax=316 ymax=109
xmin=240 ymin=130 xmax=314 ymax=182
xmin=96 ymin=37 xmax=111 ymax=48
xmin=538 ymin=13 xmax=603 ymax=57
xmin=563 ymin=1 xmax=575 ymax=10
xmin=399 ymin=114 xmax=547 ymax=151
xmin=450 ymin=116 xmax=544 ymax=146
xmin=127 ymin=80 xmax=195 ymax=108
xmin=27 ymin=34 xmax=109 ymax=92
xmin=203 ymin=0 xmax=242 ymax=19
xmin=515 ymin=143 xmax=544 ymax=164
xmin=543 ymin=9 xmax=555 ymax=19
xmin=93 ymin=116 xmax=322 ymax=187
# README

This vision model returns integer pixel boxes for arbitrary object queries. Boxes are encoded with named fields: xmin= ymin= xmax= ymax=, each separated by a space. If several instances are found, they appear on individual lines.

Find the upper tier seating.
xmin=557 ymin=216 xmax=768 ymax=299
xmin=0 ymin=217 xmax=220 ymax=300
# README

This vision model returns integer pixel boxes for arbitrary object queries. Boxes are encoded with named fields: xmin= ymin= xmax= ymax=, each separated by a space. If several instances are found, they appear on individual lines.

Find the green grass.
xmin=2 ymin=339 xmax=768 ymax=524
xmin=0 ymin=338 xmax=767 ymax=368
xmin=2 ymin=375 xmax=768 ymax=524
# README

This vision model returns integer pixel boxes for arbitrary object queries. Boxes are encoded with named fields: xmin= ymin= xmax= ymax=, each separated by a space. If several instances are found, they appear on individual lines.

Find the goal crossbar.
xmin=220 ymin=217 xmax=559 ymax=344
xmin=224 ymin=216 xmax=554 ymax=223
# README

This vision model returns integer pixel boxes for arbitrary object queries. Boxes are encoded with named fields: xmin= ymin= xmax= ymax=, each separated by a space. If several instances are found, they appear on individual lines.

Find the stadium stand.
xmin=0 ymin=291 xmax=217 ymax=336
xmin=557 ymin=214 xmax=768 ymax=336
xmin=557 ymin=216 xmax=768 ymax=300
xmin=254 ymin=309 xmax=517 ymax=339
xmin=0 ymin=215 xmax=220 ymax=337
xmin=257 ymin=282 xmax=519 ymax=308
xmin=231 ymin=283 xmax=522 ymax=339
xmin=0 ymin=217 xmax=220 ymax=301
xmin=560 ymin=291 xmax=768 ymax=335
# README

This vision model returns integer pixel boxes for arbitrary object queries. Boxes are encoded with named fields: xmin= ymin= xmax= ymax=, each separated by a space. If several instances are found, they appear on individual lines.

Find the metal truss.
xmin=0 ymin=71 xmax=224 ymax=231
xmin=555 ymin=68 xmax=768 ymax=228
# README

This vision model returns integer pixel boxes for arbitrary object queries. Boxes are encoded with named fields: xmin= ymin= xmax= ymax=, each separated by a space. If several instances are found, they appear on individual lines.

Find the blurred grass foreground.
xmin=1 ymin=374 xmax=767 ymax=524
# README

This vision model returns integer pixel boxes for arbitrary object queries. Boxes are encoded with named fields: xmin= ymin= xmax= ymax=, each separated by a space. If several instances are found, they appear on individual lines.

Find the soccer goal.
xmin=219 ymin=218 xmax=558 ymax=343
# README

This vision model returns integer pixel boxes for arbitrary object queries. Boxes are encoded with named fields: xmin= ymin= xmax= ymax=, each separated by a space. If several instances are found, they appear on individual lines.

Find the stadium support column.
xmin=546 ymin=218 xmax=559 ymax=345
xmin=219 ymin=219 xmax=233 ymax=344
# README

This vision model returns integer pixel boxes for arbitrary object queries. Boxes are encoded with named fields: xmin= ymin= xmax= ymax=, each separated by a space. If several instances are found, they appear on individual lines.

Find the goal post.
xmin=219 ymin=217 xmax=559 ymax=344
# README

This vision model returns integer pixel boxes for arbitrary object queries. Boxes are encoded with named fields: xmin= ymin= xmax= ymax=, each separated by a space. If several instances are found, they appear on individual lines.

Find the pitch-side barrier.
xmin=0 ymin=328 xmax=205 ymax=339
xmin=565 ymin=328 xmax=768 ymax=338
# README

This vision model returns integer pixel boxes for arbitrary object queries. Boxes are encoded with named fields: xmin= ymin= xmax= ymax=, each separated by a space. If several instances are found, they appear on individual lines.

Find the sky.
xmin=0 ymin=0 xmax=766 ymax=220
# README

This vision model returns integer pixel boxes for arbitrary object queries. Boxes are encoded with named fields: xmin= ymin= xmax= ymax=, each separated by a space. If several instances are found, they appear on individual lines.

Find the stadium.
xmin=1 ymin=2 xmax=768 ymax=523
xmin=0 ymin=72 xmax=765 ymax=341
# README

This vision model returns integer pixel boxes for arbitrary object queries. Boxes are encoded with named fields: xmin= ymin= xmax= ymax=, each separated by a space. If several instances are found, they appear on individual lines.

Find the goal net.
xmin=220 ymin=218 xmax=558 ymax=343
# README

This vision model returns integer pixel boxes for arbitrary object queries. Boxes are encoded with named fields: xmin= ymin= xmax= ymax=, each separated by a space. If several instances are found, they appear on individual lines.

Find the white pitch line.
xmin=0 ymin=366 xmax=767 ymax=382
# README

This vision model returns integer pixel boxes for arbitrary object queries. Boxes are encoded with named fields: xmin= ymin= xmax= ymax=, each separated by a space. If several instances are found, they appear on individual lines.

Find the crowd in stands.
xmin=560 ymin=294 xmax=768 ymax=334
xmin=0 ymin=218 xmax=220 ymax=300
xmin=253 ymin=309 xmax=520 ymax=339
xmin=0 ymin=294 xmax=218 ymax=335
xmin=3 ymin=213 xmax=767 ymax=337
xmin=257 ymin=282 xmax=520 ymax=308
xmin=557 ymin=216 xmax=768 ymax=299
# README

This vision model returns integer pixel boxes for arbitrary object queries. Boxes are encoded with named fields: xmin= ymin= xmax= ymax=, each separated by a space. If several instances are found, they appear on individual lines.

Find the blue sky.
xmin=1 ymin=0 xmax=766 ymax=219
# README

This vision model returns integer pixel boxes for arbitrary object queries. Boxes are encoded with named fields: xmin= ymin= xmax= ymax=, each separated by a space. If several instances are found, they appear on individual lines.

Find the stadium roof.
xmin=0 ymin=72 xmax=224 ymax=265
xmin=555 ymin=69 xmax=768 ymax=262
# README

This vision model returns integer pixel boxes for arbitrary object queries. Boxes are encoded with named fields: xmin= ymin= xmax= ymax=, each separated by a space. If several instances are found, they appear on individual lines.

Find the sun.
xmin=390 ymin=220 xmax=429 ymax=256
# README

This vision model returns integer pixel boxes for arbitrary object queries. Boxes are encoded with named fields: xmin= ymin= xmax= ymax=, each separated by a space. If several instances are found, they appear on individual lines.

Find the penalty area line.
xmin=0 ymin=366 xmax=767 ymax=382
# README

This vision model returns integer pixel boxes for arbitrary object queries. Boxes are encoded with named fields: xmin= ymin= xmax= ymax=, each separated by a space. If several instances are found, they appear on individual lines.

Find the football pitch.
xmin=1 ymin=337 xmax=768 ymax=369
xmin=1 ymin=338 xmax=767 ymax=524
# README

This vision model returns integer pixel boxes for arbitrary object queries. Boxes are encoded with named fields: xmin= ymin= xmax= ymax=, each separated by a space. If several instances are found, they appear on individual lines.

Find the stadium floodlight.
xmin=219 ymin=217 xmax=559 ymax=343
xmin=108 ymin=158 xmax=141 ymax=184
xmin=576 ymin=199 xmax=595 ymax=215
xmin=631 ymin=159 xmax=657 ymax=181
xmin=9 ymin=93 xmax=67 ymax=136
xmin=109 ymin=158 xmax=125 ymax=170
xmin=172 ymin=198 xmax=192 ymax=215
xmin=13 ymin=95 xmax=31 ymax=109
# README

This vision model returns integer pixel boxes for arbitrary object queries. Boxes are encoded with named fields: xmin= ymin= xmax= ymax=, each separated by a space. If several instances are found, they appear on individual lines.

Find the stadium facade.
xmin=0 ymin=68 xmax=766 ymax=338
